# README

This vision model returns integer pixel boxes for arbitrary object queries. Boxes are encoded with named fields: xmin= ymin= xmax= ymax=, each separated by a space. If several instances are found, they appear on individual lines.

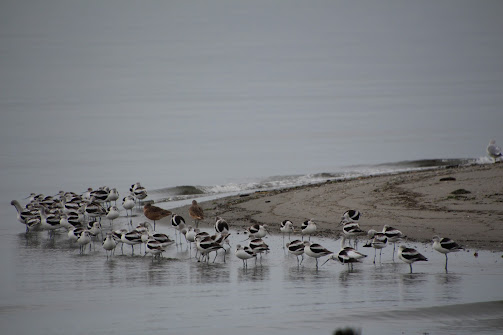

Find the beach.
xmin=169 ymin=163 xmax=503 ymax=251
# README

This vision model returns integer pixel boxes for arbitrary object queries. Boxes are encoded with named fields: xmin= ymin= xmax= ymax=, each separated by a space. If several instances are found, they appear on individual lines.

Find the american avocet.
xmin=365 ymin=229 xmax=388 ymax=264
xmin=150 ymin=232 xmax=175 ymax=248
xmin=303 ymin=241 xmax=333 ymax=268
xmin=432 ymin=236 xmax=463 ymax=273
xmin=145 ymin=239 xmax=166 ymax=259
xmin=215 ymin=216 xmax=229 ymax=234
xmin=112 ymin=228 xmax=128 ymax=254
xmin=77 ymin=230 xmax=92 ymax=254
xmin=211 ymin=232 xmax=231 ymax=262
xmin=39 ymin=207 xmax=61 ymax=236
xmin=322 ymin=236 xmax=367 ymax=270
xmin=398 ymin=245 xmax=428 ymax=273
xmin=143 ymin=203 xmax=172 ymax=231
xmin=382 ymin=225 xmax=406 ymax=261
xmin=131 ymin=182 xmax=148 ymax=204
xmin=68 ymin=226 xmax=85 ymax=243
xmin=195 ymin=235 xmax=224 ymax=263
xmin=11 ymin=200 xmax=39 ymax=232
xmin=106 ymin=206 xmax=120 ymax=226
xmin=171 ymin=214 xmax=186 ymax=245
xmin=340 ymin=209 xmax=361 ymax=225
xmin=245 ymin=223 xmax=268 ymax=239
xmin=342 ymin=221 xmax=366 ymax=248
xmin=90 ymin=188 xmax=109 ymax=205
xmin=235 ymin=244 xmax=256 ymax=267
xmin=188 ymin=200 xmax=204 ymax=228
xmin=487 ymin=139 xmax=502 ymax=162
xmin=83 ymin=198 xmax=106 ymax=221
xmin=249 ymin=238 xmax=269 ymax=263
xmin=121 ymin=230 xmax=143 ymax=256
xmin=184 ymin=226 xmax=197 ymax=250
xmin=106 ymin=188 xmax=119 ymax=206
xmin=280 ymin=220 xmax=294 ymax=244
xmin=122 ymin=195 xmax=135 ymax=218
xmin=301 ymin=219 xmax=317 ymax=241
xmin=286 ymin=239 xmax=305 ymax=265
xmin=102 ymin=232 xmax=117 ymax=259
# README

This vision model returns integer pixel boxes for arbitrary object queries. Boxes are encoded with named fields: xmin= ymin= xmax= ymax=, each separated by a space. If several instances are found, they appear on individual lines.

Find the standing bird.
xmin=340 ymin=209 xmax=361 ymax=224
xmin=286 ymin=239 xmax=305 ymax=266
xmin=106 ymin=206 xmax=120 ymax=226
xmin=143 ymin=203 xmax=172 ymax=231
xmin=122 ymin=195 xmax=135 ymax=218
xmin=341 ymin=221 xmax=366 ymax=248
xmin=77 ymin=230 xmax=92 ymax=254
xmin=303 ymin=241 xmax=333 ymax=269
xmin=432 ymin=236 xmax=463 ymax=273
xmin=301 ymin=219 xmax=317 ymax=241
xmin=188 ymin=200 xmax=204 ymax=228
xmin=102 ymin=232 xmax=117 ymax=259
xmin=365 ymin=229 xmax=388 ymax=264
xmin=235 ymin=244 xmax=256 ymax=268
xmin=245 ymin=224 xmax=268 ymax=239
xmin=382 ymin=225 xmax=406 ymax=261
xmin=398 ymin=245 xmax=428 ymax=274
xmin=280 ymin=220 xmax=294 ymax=244
xmin=487 ymin=139 xmax=502 ymax=162
xmin=171 ymin=214 xmax=186 ymax=245
xmin=321 ymin=236 xmax=367 ymax=270
xmin=215 ymin=216 xmax=230 ymax=234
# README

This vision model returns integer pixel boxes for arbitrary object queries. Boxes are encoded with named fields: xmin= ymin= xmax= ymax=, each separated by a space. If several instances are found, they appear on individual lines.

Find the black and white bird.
xmin=365 ymin=229 xmax=388 ymax=264
xmin=382 ymin=225 xmax=406 ymax=261
xmin=280 ymin=220 xmax=294 ymax=244
xmin=215 ymin=216 xmax=230 ymax=234
xmin=171 ymin=214 xmax=186 ymax=245
xmin=235 ymin=244 xmax=256 ymax=268
xmin=301 ymin=219 xmax=317 ymax=241
xmin=340 ymin=209 xmax=361 ymax=225
xmin=432 ymin=236 xmax=463 ymax=273
xmin=286 ymin=239 xmax=305 ymax=265
xmin=303 ymin=241 xmax=333 ymax=268
xmin=321 ymin=236 xmax=367 ymax=270
xmin=398 ymin=245 xmax=428 ymax=274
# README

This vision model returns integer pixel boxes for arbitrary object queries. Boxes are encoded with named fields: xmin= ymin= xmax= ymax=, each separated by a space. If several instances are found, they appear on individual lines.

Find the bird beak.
xmin=321 ymin=259 xmax=330 ymax=267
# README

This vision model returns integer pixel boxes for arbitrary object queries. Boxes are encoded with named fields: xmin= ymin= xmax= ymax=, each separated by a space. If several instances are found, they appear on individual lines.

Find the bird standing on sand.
xmin=487 ymin=139 xmax=502 ymax=162
xmin=432 ymin=236 xmax=463 ymax=273
xmin=143 ymin=203 xmax=172 ymax=231
xmin=398 ymin=245 xmax=428 ymax=274
xmin=188 ymin=200 xmax=204 ymax=228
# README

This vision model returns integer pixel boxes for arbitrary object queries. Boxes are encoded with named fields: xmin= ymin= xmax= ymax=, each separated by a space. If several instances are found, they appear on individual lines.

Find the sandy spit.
xmin=168 ymin=163 xmax=503 ymax=251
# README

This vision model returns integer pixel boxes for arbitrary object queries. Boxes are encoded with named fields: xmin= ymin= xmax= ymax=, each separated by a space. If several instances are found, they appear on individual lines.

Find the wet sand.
xmin=169 ymin=163 xmax=503 ymax=251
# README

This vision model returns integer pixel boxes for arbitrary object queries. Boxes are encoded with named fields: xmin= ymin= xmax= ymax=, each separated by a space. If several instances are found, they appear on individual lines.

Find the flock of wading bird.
xmin=11 ymin=184 xmax=464 ymax=274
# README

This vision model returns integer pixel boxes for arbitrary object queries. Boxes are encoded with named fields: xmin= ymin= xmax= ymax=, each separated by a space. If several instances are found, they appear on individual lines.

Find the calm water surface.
xmin=1 ymin=205 xmax=502 ymax=334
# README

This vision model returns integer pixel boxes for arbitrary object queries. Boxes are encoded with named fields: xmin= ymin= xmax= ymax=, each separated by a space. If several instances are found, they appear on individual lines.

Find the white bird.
xmin=382 ymin=225 xmax=406 ymax=261
xmin=106 ymin=206 xmax=120 ymax=225
xmin=301 ymin=219 xmax=317 ymax=241
xmin=280 ymin=220 xmax=294 ymax=244
xmin=106 ymin=188 xmax=119 ymax=206
xmin=340 ymin=209 xmax=361 ymax=225
xmin=432 ymin=236 xmax=463 ymax=273
xmin=171 ymin=214 xmax=186 ymax=245
xmin=102 ymin=232 xmax=117 ymax=259
xmin=286 ymin=239 xmax=305 ymax=265
xmin=245 ymin=224 xmax=268 ymax=239
xmin=303 ymin=241 xmax=333 ymax=268
xmin=235 ymin=244 xmax=256 ymax=268
xmin=321 ymin=236 xmax=367 ymax=270
xmin=122 ymin=195 xmax=135 ymax=218
xmin=398 ymin=245 xmax=428 ymax=274
xmin=215 ymin=216 xmax=229 ymax=234
xmin=487 ymin=139 xmax=502 ymax=162
xmin=365 ymin=229 xmax=388 ymax=264
xmin=77 ymin=230 xmax=92 ymax=254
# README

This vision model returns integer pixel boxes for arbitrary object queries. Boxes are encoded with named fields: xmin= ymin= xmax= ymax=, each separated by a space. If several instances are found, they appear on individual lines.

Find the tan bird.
xmin=143 ymin=203 xmax=172 ymax=231
xmin=188 ymin=200 xmax=204 ymax=228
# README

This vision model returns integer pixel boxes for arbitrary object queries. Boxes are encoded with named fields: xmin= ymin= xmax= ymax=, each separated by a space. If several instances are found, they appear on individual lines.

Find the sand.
xmin=169 ymin=163 xmax=503 ymax=251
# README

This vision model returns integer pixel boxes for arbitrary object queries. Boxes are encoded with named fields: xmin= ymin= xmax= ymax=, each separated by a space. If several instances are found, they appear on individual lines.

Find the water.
xmin=2 ymin=227 xmax=503 ymax=335
xmin=2 ymin=1 xmax=503 ymax=334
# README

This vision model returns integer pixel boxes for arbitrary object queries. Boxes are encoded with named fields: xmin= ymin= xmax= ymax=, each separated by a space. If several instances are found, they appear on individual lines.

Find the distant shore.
xmin=168 ymin=162 xmax=503 ymax=251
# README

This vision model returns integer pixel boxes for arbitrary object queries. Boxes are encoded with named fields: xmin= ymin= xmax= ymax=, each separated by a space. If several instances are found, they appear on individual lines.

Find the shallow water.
xmin=1 ymin=208 xmax=503 ymax=334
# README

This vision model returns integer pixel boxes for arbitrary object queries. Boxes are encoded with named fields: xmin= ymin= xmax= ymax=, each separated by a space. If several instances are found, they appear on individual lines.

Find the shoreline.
xmin=168 ymin=163 xmax=503 ymax=251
